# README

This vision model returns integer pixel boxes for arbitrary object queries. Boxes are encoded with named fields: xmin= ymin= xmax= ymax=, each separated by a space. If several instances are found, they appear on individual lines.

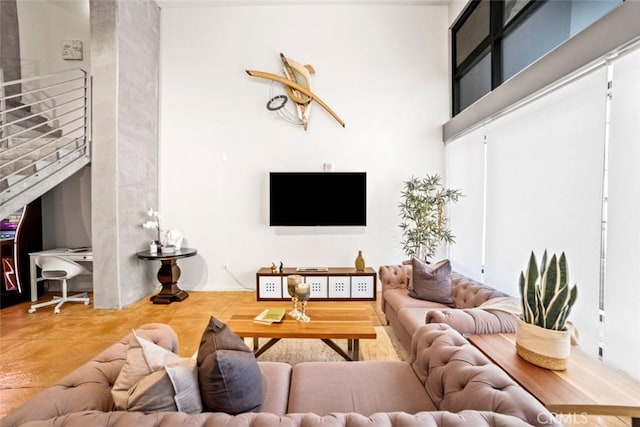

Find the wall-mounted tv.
xmin=269 ymin=172 xmax=366 ymax=226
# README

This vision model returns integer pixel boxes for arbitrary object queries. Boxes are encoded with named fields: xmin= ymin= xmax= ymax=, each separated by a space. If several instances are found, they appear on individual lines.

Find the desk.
xmin=29 ymin=248 xmax=93 ymax=302
xmin=136 ymin=247 xmax=197 ymax=304
xmin=469 ymin=333 xmax=640 ymax=426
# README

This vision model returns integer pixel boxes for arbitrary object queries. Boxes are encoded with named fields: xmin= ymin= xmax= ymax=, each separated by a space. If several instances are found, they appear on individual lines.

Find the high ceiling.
xmin=155 ymin=0 xmax=452 ymax=7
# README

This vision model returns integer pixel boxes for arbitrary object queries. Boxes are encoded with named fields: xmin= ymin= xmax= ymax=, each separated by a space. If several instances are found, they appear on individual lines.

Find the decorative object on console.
xmin=516 ymin=250 xmax=578 ymax=370
xmin=408 ymin=257 xmax=454 ymax=306
xmin=355 ymin=250 xmax=365 ymax=271
xmin=398 ymin=174 xmax=462 ymax=261
xmin=246 ymin=52 xmax=345 ymax=130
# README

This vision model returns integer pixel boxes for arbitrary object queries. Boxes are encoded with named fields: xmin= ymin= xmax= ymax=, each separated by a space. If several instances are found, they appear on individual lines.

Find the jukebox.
xmin=1 ymin=199 xmax=42 ymax=308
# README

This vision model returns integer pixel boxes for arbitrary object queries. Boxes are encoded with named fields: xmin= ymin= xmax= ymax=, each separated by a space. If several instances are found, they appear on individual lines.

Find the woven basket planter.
xmin=514 ymin=316 xmax=570 ymax=370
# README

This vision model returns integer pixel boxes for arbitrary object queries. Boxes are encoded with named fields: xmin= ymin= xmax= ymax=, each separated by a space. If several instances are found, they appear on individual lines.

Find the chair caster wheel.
xmin=84 ymin=301 xmax=89 ymax=305
xmin=54 ymin=309 xmax=60 ymax=314
xmin=28 ymin=308 xmax=35 ymax=314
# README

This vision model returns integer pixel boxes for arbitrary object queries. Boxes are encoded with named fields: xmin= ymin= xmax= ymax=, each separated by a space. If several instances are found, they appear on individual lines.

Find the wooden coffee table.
xmin=469 ymin=333 xmax=640 ymax=426
xmin=225 ymin=301 xmax=377 ymax=361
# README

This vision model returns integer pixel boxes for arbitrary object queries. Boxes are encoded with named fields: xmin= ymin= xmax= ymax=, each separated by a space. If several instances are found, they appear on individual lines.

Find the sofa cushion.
xmin=196 ymin=316 xmax=263 ymax=414
xmin=256 ymin=362 xmax=292 ymax=415
xmin=426 ymin=307 xmax=516 ymax=335
xmin=408 ymin=258 xmax=454 ymax=305
xmin=288 ymin=361 xmax=436 ymax=416
xmin=111 ymin=331 xmax=202 ymax=414
xmin=397 ymin=307 xmax=431 ymax=340
xmin=384 ymin=288 xmax=449 ymax=314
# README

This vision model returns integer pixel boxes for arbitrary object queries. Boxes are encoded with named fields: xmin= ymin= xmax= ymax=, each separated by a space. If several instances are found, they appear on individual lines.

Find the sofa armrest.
xmin=2 ymin=323 xmax=178 ymax=427
xmin=425 ymin=308 xmax=516 ymax=335
xmin=379 ymin=264 xmax=412 ymax=314
xmin=450 ymin=273 xmax=510 ymax=308
xmin=379 ymin=264 xmax=412 ymax=291
xmin=410 ymin=324 xmax=560 ymax=427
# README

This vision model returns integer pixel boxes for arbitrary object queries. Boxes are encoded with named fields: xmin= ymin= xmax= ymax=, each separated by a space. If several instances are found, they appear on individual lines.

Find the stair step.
xmin=5 ymin=123 xmax=63 ymax=140
xmin=6 ymin=108 xmax=48 ymax=125
xmin=4 ymin=135 xmax=73 ymax=151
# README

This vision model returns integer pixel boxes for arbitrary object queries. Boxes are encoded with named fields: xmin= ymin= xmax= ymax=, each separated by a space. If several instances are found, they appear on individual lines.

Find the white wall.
xmin=448 ymin=0 xmax=468 ymax=25
xmin=159 ymin=4 xmax=449 ymax=290
xmin=17 ymin=0 xmax=90 ymax=77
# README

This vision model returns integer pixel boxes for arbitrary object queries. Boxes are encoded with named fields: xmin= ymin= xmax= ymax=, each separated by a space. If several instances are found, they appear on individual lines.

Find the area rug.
xmin=244 ymin=326 xmax=409 ymax=365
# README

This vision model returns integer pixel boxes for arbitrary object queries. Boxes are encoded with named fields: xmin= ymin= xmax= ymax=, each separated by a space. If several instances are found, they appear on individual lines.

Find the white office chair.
xmin=28 ymin=256 xmax=91 ymax=314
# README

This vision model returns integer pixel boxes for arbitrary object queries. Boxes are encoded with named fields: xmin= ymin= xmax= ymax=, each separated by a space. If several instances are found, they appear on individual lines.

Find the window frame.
xmin=451 ymin=0 xmax=543 ymax=116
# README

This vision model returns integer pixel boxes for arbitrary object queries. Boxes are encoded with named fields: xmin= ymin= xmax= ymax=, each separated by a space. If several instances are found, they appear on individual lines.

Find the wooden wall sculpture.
xmin=246 ymin=53 xmax=345 ymax=130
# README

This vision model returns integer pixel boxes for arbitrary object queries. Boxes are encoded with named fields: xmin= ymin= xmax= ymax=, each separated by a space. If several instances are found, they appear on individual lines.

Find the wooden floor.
xmin=0 ymin=290 xmax=631 ymax=426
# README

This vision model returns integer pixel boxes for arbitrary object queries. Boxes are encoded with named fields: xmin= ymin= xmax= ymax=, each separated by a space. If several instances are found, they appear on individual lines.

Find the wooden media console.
xmin=256 ymin=267 xmax=377 ymax=301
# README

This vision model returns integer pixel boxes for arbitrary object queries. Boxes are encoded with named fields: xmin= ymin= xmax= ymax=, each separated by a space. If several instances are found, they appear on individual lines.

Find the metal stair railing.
xmin=0 ymin=68 xmax=91 ymax=219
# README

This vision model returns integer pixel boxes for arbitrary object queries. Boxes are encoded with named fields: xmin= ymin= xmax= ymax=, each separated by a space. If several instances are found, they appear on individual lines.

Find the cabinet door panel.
xmin=258 ymin=276 xmax=282 ymax=298
xmin=304 ymin=276 xmax=328 ymax=298
xmin=351 ymin=276 xmax=374 ymax=298
xmin=328 ymin=276 xmax=351 ymax=298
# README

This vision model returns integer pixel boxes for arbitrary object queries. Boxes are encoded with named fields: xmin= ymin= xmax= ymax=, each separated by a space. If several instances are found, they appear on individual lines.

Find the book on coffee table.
xmin=253 ymin=308 xmax=286 ymax=324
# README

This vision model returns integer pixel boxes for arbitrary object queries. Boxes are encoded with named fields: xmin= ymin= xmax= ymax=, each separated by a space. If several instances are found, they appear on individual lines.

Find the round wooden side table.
xmin=136 ymin=247 xmax=197 ymax=304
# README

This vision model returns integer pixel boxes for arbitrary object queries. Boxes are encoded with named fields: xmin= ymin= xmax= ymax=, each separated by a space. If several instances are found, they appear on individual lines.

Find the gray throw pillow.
xmin=197 ymin=316 xmax=264 ymax=414
xmin=198 ymin=349 xmax=264 ymax=414
xmin=408 ymin=257 xmax=455 ymax=306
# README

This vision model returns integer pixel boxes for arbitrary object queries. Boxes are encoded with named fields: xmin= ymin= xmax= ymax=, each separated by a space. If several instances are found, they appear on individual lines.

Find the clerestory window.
xmin=451 ymin=0 xmax=622 ymax=116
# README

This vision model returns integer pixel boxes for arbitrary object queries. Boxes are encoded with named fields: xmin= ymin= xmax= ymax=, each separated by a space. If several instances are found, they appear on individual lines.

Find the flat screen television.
xmin=269 ymin=172 xmax=366 ymax=226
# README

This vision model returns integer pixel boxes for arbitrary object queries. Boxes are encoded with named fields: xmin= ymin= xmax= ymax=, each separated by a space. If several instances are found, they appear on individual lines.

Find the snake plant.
xmin=519 ymin=250 xmax=578 ymax=331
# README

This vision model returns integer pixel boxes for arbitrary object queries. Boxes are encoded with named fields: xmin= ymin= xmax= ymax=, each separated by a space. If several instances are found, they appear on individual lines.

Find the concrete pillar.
xmin=90 ymin=0 xmax=160 ymax=308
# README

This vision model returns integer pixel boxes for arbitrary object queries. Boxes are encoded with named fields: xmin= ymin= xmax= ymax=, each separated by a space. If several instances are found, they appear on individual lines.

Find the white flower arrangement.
xmin=142 ymin=208 xmax=162 ymax=243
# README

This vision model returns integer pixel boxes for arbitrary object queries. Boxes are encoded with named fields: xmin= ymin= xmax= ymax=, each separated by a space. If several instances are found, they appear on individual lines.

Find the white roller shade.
xmin=603 ymin=46 xmax=640 ymax=381
xmin=483 ymin=67 xmax=607 ymax=357
xmin=445 ymin=126 xmax=485 ymax=281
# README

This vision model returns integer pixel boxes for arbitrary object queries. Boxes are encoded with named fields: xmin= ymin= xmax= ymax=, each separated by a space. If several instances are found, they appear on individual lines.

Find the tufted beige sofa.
xmin=379 ymin=264 xmax=517 ymax=350
xmin=3 ymin=322 xmax=559 ymax=427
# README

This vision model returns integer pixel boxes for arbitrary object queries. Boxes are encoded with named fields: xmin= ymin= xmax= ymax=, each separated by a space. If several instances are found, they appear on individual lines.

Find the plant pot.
xmin=514 ymin=316 xmax=570 ymax=370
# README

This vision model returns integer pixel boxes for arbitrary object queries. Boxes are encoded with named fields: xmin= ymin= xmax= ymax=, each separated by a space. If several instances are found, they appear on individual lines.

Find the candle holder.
xmin=286 ymin=275 xmax=302 ymax=319
xmin=295 ymin=283 xmax=311 ymax=322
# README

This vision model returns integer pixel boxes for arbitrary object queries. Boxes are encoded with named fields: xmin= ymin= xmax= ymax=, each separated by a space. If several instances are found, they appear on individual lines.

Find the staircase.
xmin=0 ymin=68 xmax=91 ymax=219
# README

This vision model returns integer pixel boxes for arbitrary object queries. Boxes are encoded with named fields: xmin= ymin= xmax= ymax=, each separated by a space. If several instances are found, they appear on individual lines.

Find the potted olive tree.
xmin=516 ymin=250 xmax=578 ymax=370
xmin=398 ymin=174 xmax=462 ymax=261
